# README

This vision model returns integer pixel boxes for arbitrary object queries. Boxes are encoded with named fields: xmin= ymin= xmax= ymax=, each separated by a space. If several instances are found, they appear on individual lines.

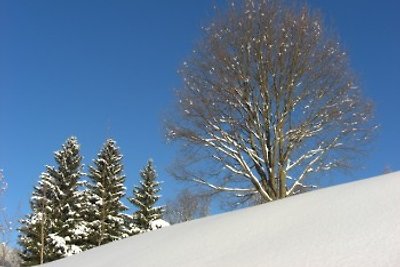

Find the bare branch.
xmin=192 ymin=177 xmax=256 ymax=193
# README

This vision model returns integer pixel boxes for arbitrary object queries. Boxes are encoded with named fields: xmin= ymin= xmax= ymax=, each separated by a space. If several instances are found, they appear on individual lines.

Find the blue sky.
xmin=0 ymin=0 xmax=399 ymax=239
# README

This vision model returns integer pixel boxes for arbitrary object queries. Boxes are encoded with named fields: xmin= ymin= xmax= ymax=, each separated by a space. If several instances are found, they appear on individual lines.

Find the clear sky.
xmin=0 ymin=0 xmax=399 ymax=241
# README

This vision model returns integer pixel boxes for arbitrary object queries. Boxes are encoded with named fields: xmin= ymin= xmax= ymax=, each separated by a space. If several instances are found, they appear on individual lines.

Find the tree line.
xmin=18 ymin=137 xmax=165 ymax=266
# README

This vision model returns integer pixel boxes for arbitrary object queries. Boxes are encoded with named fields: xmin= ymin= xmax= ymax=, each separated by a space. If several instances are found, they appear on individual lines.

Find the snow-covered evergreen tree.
xmin=19 ymin=137 xmax=85 ymax=264
xmin=19 ymin=172 xmax=57 ymax=265
xmin=44 ymin=137 xmax=85 ymax=258
xmin=85 ymin=139 xmax=129 ymax=248
xmin=129 ymin=160 xmax=164 ymax=233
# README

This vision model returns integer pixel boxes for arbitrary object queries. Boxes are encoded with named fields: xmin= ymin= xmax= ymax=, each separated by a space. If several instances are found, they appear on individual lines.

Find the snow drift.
xmin=44 ymin=172 xmax=400 ymax=267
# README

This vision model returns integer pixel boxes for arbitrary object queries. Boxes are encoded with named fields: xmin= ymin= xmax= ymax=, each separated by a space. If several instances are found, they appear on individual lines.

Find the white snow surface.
xmin=44 ymin=172 xmax=400 ymax=267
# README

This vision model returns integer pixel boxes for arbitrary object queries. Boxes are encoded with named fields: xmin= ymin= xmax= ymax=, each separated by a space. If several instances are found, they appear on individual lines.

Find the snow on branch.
xmin=192 ymin=177 xmax=255 ymax=193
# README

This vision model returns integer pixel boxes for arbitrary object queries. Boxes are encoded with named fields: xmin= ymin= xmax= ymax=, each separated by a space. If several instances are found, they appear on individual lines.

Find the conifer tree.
xmin=44 ymin=137 xmax=85 ymax=258
xmin=85 ymin=139 xmax=128 ymax=248
xmin=129 ymin=160 xmax=164 ymax=232
xmin=19 ymin=173 xmax=56 ymax=266
xmin=19 ymin=137 xmax=85 ymax=264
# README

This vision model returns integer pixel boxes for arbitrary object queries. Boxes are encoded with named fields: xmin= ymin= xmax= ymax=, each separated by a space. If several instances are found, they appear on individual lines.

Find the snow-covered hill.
xmin=44 ymin=172 xmax=400 ymax=267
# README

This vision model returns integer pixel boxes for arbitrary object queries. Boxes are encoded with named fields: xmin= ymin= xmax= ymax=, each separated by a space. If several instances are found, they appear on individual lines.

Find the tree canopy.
xmin=168 ymin=0 xmax=375 ymax=204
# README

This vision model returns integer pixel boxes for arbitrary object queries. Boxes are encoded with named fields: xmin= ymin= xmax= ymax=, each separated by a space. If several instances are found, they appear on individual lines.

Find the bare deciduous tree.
xmin=0 ymin=171 xmax=21 ymax=267
xmin=383 ymin=165 xmax=393 ymax=174
xmin=164 ymin=189 xmax=210 ymax=224
xmin=167 ymin=0 xmax=375 ymax=204
xmin=0 ymin=170 xmax=8 ymax=266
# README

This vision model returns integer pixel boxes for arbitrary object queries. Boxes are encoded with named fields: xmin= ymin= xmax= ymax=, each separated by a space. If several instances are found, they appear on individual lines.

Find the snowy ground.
xmin=44 ymin=172 xmax=400 ymax=267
